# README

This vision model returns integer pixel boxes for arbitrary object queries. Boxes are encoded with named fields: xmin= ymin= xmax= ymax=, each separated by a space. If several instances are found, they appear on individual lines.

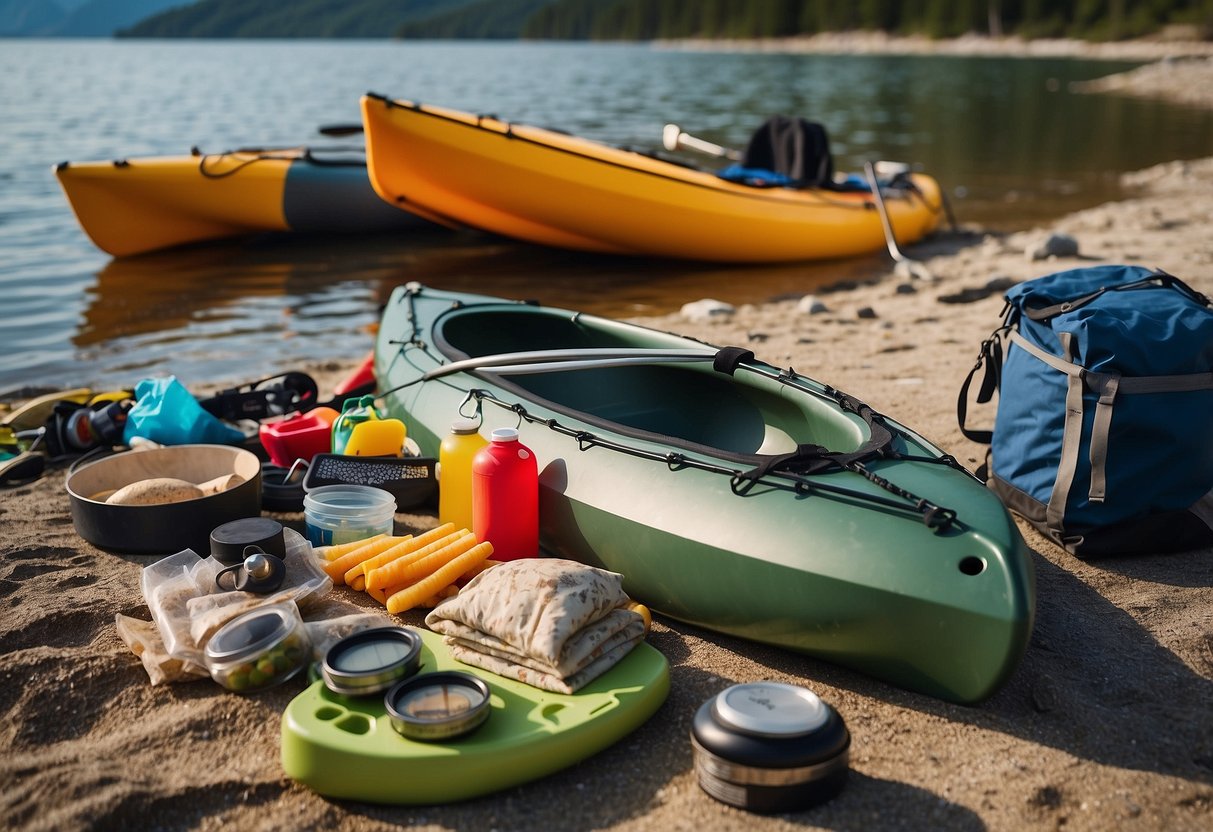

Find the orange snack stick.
xmin=344 ymin=522 xmax=458 ymax=589
xmin=321 ymin=536 xmax=404 ymax=584
xmin=365 ymin=531 xmax=475 ymax=592
xmin=354 ymin=529 xmax=467 ymax=591
xmin=380 ymin=533 xmax=478 ymax=589
xmin=317 ymin=533 xmax=388 ymax=562
xmin=459 ymin=558 xmax=503 ymax=583
xmin=344 ymin=534 xmax=415 ymax=589
xmin=386 ymin=542 xmax=493 ymax=614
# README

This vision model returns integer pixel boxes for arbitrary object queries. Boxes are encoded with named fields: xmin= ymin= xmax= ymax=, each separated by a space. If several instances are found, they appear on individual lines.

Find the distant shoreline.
xmin=658 ymin=31 xmax=1213 ymax=62
xmin=661 ymin=32 xmax=1213 ymax=110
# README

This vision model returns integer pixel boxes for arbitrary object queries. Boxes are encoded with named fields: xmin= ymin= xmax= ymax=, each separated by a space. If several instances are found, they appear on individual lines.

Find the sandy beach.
xmin=3 ymin=55 xmax=1213 ymax=831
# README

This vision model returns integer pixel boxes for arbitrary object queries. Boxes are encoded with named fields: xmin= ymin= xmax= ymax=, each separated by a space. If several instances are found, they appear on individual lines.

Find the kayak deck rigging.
xmin=197 ymin=145 xmax=370 ymax=179
xmin=382 ymin=286 xmax=967 ymax=530
xmin=457 ymin=386 xmax=961 ymax=530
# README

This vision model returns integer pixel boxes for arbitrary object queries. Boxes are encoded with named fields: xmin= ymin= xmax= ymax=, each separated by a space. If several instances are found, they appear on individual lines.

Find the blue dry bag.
xmin=959 ymin=265 xmax=1213 ymax=557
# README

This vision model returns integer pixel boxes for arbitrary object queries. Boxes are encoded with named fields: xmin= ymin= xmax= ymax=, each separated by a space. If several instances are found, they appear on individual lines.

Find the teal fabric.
xmin=124 ymin=376 xmax=246 ymax=446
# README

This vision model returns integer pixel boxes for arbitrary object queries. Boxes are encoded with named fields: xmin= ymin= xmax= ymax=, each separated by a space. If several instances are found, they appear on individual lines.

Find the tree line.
xmin=521 ymin=0 xmax=1213 ymax=41
xmin=115 ymin=0 xmax=1213 ymax=40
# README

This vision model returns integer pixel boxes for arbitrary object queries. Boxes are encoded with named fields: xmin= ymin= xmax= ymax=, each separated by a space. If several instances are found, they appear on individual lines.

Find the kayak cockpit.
xmin=435 ymin=306 xmax=865 ymax=459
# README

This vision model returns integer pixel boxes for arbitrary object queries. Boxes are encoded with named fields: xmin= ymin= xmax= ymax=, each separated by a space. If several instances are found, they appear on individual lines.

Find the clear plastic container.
xmin=204 ymin=602 xmax=312 ymax=693
xmin=303 ymin=484 xmax=396 ymax=547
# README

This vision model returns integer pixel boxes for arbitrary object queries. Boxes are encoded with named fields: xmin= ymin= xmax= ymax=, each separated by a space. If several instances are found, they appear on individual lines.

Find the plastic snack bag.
xmin=114 ymin=613 xmax=208 ymax=685
xmin=134 ymin=528 xmax=333 ymax=682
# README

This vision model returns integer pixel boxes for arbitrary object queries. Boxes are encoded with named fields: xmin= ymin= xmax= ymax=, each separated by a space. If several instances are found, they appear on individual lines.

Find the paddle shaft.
xmin=476 ymin=355 xmax=716 ymax=375
xmin=422 ymin=348 xmax=717 ymax=382
xmin=863 ymin=161 xmax=933 ymax=280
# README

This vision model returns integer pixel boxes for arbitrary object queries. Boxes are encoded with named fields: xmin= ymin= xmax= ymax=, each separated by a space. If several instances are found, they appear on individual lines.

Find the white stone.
xmin=796 ymin=295 xmax=829 ymax=314
xmin=679 ymin=298 xmax=735 ymax=322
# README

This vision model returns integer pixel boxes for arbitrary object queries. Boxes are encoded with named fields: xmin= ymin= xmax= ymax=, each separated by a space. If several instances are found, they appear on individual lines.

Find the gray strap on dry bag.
xmin=1046 ymin=333 xmax=1085 ymax=533
xmin=1088 ymin=374 xmax=1119 ymax=503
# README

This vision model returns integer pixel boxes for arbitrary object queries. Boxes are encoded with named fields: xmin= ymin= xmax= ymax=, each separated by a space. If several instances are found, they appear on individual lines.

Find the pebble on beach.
xmin=1028 ymin=232 xmax=1080 ymax=261
xmin=680 ymin=299 xmax=736 ymax=322
xmin=797 ymin=295 xmax=829 ymax=314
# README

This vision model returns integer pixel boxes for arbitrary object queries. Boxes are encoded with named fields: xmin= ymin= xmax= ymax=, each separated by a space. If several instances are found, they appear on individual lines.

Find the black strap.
xmin=713 ymin=347 xmax=755 ymax=376
xmin=957 ymin=333 xmax=1003 ymax=445
xmin=735 ymin=392 xmax=895 ymax=486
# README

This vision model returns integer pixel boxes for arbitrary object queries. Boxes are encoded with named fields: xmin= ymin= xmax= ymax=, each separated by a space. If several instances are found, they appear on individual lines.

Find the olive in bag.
xmin=959 ymin=265 xmax=1213 ymax=557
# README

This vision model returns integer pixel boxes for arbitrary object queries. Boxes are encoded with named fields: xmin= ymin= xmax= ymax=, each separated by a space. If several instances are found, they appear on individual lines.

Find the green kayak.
xmin=375 ymin=283 xmax=1034 ymax=704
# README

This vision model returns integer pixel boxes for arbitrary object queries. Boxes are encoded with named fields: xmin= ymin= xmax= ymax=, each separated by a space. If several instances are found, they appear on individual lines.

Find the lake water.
xmin=2 ymin=39 xmax=1211 ymax=396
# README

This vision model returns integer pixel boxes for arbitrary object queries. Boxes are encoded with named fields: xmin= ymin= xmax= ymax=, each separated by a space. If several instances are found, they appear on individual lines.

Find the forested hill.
xmin=115 ymin=0 xmax=1213 ymax=41
xmin=522 ymin=0 xmax=1213 ymax=41
xmin=2 ymin=0 xmax=182 ymax=36
xmin=396 ymin=0 xmax=551 ymax=39
xmin=118 ymin=0 xmax=479 ymax=38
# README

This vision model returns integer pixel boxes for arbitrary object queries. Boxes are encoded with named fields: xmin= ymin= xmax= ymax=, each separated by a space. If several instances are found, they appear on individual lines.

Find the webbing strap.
xmin=1110 ymin=372 xmax=1213 ymax=394
xmin=1008 ymin=332 xmax=1213 ymax=394
xmin=1088 ymin=375 xmax=1119 ymax=503
xmin=713 ymin=347 xmax=755 ymax=376
xmin=956 ymin=330 xmax=1005 ymax=445
xmin=1047 ymin=333 xmax=1084 ymax=533
xmin=1008 ymin=331 xmax=1080 ymax=377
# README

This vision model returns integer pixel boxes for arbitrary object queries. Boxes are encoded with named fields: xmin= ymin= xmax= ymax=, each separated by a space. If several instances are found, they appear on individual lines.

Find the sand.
xmin=2 ymin=57 xmax=1212 ymax=831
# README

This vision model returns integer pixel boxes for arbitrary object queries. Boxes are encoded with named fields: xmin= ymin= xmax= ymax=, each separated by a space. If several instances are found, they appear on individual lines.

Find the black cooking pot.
xmin=66 ymin=444 xmax=262 ymax=556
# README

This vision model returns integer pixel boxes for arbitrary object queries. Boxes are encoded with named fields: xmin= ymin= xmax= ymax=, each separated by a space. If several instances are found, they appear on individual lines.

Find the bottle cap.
xmin=450 ymin=418 xmax=480 ymax=435
xmin=490 ymin=428 xmax=519 ymax=443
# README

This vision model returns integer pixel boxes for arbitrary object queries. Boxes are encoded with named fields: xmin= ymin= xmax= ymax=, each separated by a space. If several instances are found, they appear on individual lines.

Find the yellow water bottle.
xmin=438 ymin=418 xmax=487 ymax=532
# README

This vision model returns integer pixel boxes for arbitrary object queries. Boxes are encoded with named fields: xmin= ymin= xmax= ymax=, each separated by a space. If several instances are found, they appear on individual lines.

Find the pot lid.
xmin=712 ymin=682 xmax=829 ymax=738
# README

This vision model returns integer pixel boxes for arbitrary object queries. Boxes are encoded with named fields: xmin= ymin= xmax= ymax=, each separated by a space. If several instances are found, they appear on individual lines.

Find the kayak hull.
xmin=361 ymin=93 xmax=945 ymax=263
xmin=375 ymin=284 xmax=1034 ymax=704
xmin=55 ymin=147 xmax=421 ymax=257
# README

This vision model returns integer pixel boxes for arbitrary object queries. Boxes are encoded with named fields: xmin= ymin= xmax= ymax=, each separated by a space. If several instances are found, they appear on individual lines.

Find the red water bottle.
xmin=472 ymin=428 xmax=538 ymax=560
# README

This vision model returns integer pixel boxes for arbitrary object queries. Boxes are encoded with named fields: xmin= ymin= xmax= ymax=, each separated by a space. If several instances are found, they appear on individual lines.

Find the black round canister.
xmin=210 ymin=517 xmax=286 ymax=565
xmin=690 ymin=682 xmax=850 ymax=813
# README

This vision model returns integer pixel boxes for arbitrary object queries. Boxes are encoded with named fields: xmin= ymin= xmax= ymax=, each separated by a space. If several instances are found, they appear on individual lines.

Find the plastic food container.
xmin=258 ymin=406 xmax=339 ymax=468
xmin=385 ymin=671 xmax=491 ymax=742
xmin=321 ymin=627 xmax=422 ymax=697
xmin=690 ymin=682 xmax=850 ymax=813
xmin=204 ymin=602 xmax=312 ymax=693
xmin=303 ymin=484 xmax=396 ymax=547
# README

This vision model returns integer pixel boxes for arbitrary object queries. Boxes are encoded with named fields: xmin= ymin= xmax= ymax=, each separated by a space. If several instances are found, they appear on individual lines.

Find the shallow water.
xmin=2 ymin=39 xmax=1211 ymax=395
